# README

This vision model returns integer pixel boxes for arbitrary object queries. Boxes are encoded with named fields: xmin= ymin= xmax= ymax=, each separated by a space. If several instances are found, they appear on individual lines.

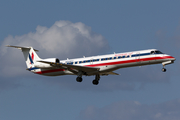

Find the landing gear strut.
xmin=92 ymin=74 xmax=100 ymax=85
xmin=162 ymin=64 xmax=167 ymax=72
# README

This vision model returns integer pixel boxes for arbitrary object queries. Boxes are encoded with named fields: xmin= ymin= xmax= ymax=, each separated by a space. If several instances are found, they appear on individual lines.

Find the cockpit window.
xmin=151 ymin=50 xmax=163 ymax=54
xmin=150 ymin=51 xmax=155 ymax=54
xmin=155 ymin=50 xmax=163 ymax=54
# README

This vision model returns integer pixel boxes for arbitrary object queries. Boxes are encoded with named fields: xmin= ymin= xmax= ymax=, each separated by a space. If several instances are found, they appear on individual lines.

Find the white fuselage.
xmin=29 ymin=49 xmax=175 ymax=76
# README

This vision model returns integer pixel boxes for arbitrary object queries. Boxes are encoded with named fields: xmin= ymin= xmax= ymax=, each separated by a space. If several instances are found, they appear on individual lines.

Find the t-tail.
xmin=6 ymin=45 xmax=41 ymax=69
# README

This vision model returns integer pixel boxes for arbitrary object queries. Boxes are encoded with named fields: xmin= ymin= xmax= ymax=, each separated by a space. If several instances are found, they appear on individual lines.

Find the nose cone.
xmin=170 ymin=55 xmax=176 ymax=61
xmin=164 ymin=54 xmax=176 ymax=61
xmin=173 ymin=57 xmax=176 ymax=61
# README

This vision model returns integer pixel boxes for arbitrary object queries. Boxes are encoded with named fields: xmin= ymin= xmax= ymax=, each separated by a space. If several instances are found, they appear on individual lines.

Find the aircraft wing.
xmin=105 ymin=72 xmax=120 ymax=75
xmin=38 ymin=61 xmax=100 ymax=75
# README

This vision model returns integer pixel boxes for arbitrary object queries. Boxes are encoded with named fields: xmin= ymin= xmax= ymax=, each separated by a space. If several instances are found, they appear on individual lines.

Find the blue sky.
xmin=1 ymin=0 xmax=180 ymax=120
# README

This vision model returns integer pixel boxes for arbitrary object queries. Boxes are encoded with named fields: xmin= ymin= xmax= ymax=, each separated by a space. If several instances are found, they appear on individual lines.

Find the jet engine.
xmin=34 ymin=58 xmax=60 ymax=68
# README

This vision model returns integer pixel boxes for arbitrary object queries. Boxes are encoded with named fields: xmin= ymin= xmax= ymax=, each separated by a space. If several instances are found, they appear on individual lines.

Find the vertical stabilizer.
xmin=6 ymin=45 xmax=41 ymax=68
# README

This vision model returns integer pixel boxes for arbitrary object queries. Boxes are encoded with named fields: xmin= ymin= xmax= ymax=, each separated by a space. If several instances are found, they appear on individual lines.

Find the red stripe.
xmin=36 ymin=69 xmax=65 ymax=74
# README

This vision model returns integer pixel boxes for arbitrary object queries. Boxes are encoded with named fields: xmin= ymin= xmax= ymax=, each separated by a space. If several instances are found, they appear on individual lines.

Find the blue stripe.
xmin=68 ymin=52 xmax=163 ymax=64
xmin=29 ymin=54 xmax=34 ymax=64
xmin=28 ymin=67 xmax=39 ymax=71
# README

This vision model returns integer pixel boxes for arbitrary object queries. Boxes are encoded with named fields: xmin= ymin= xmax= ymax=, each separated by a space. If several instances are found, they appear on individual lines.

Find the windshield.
xmin=150 ymin=50 xmax=163 ymax=54
xmin=155 ymin=50 xmax=163 ymax=54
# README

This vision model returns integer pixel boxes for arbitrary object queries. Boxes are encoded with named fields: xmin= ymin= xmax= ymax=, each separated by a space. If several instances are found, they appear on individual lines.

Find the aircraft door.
xmin=136 ymin=53 xmax=140 ymax=62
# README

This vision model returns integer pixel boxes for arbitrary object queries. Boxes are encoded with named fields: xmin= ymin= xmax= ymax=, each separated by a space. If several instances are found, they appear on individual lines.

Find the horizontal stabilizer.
xmin=6 ymin=45 xmax=39 ymax=51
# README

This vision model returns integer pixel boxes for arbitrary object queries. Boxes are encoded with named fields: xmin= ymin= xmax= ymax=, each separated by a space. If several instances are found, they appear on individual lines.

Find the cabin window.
xmin=101 ymin=58 xmax=106 ymax=61
xmin=75 ymin=62 xmax=78 ymax=64
xmin=93 ymin=59 xmax=99 ymax=62
xmin=114 ymin=57 xmax=116 ymax=59
xmin=118 ymin=56 xmax=121 ymax=59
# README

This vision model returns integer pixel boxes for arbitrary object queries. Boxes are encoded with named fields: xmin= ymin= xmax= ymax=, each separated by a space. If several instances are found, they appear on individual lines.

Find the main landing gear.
xmin=76 ymin=71 xmax=83 ymax=82
xmin=76 ymin=72 xmax=100 ymax=85
xmin=92 ymin=74 xmax=100 ymax=85
xmin=76 ymin=77 xmax=83 ymax=82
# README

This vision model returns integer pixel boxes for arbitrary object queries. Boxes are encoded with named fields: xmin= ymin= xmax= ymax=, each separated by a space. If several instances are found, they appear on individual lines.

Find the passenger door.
xmin=136 ymin=53 xmax=140 ymax=63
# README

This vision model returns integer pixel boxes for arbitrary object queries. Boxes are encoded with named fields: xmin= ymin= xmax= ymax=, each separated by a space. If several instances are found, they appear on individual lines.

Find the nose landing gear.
xmin=162 ymin=63 xmax=167 ymax=72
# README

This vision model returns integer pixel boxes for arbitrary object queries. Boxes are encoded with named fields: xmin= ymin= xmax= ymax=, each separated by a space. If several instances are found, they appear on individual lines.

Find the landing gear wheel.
xmin=92 ymin=80 xmax=99 ymax=85
xmin=162 ymin=68 xmax=166 ymax=72
xmin=76 ymin=77 xmax=83 ymax=82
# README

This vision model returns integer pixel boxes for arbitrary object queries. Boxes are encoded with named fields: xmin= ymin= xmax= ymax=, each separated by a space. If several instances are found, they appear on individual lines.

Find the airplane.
xmin=7 ymin=45 xmax=175 ymax=85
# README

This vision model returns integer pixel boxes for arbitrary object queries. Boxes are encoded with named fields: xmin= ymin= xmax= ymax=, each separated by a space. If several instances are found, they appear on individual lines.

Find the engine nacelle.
xmin=34 ymin=58 xmax=60 ymax=68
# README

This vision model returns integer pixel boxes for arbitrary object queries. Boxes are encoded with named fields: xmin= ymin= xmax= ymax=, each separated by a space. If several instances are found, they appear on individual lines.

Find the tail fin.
xmin=6 ymin=45 xmax=41 ymax=68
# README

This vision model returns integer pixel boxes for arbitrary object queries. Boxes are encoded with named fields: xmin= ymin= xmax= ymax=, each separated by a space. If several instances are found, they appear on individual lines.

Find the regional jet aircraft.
xmin=7 ymin=45 xmax=175 ymax=85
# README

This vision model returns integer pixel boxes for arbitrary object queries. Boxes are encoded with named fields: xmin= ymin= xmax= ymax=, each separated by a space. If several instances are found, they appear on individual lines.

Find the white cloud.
xmin=0 ymin=20 xmax=110 ymax=77
xmin=79 ymin=99 xmax=180 ymax=120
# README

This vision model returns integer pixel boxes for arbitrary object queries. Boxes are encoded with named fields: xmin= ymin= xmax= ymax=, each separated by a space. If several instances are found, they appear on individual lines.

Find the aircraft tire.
xmin=76 ymin=77 xmax=83 ymax=82
xmin=162 ymin=68 xmax=166 ymax=72
xmin=92 ymin=80 xmax=99 ymax=85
